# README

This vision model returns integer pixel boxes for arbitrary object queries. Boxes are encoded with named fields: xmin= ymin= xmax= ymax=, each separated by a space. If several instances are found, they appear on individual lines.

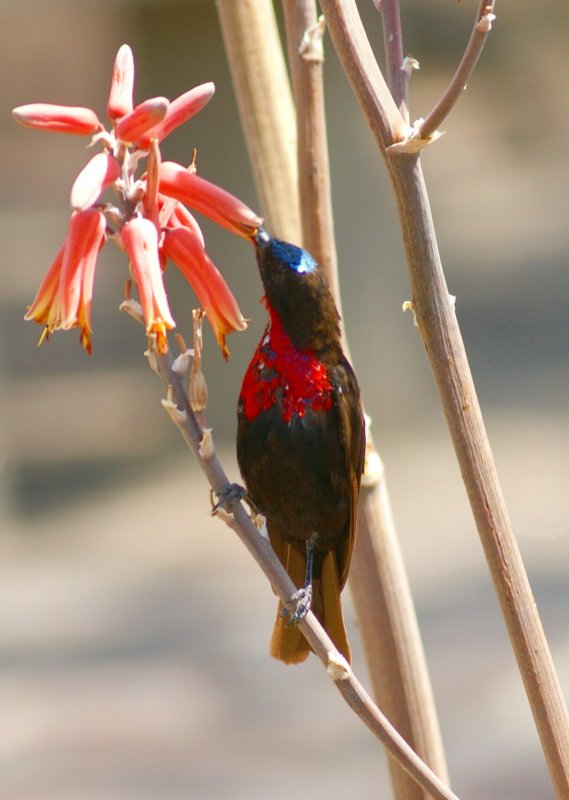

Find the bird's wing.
xmin=330 ymin=357 xmax=366 ymax=590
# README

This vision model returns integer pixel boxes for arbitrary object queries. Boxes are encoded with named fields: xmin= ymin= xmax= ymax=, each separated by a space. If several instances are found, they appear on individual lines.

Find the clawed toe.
xmin=210 ymin=483 xmax=247 ymax=514
xmin=281 ymin=585 xmax=313 ymax=625
xmin=210 ymin=484 xmax=262 ymax=525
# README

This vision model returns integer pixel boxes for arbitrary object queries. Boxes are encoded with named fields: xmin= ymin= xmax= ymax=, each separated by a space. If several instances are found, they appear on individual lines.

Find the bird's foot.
xmin=281 ymin=585 xmax=313 ymax=625
xmin=210 ymin=484 xmax=263 ymax=524
xmin=210 ymin=483 xmax=247 ymax=515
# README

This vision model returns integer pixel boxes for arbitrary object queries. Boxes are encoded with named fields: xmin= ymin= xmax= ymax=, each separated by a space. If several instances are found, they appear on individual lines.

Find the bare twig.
xmin=215 ymin=0 xmax=300 ymax=242
xmin=137 ymin=322 xmax=461 ymax=800
xmin=418 ymin=1 xmax=497 ymax=139
xmin=319 ymin=1 xmax=569 ymax=797
xmin=281 ymin=4 xmax=342 ymax=310
xmin=281 ymin=3 xmax=449 ymax=797
xmin=373 ymin=0 xmax=409 ymax=122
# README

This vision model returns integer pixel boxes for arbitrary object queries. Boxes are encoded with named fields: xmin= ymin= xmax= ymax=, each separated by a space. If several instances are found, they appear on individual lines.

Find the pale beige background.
xmin=1 ymin=2 xmax=568 ymax=798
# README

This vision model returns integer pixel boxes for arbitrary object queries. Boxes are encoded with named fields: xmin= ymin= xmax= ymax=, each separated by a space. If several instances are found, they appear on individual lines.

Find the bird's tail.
xmin=269 ymin=535 xmax=351 ymax=665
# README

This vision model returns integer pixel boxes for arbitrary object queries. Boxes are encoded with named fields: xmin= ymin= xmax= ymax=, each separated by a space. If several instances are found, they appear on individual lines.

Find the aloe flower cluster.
xmin=13 ymin=44 xmax=262 ymax=356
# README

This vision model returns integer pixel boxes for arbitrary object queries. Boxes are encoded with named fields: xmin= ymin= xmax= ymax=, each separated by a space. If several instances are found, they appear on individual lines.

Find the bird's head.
xmin=251 ymin=227 xmax=341 ymax=351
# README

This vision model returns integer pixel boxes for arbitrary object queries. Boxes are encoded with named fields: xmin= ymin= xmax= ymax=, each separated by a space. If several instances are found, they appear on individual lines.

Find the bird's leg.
xmin=282 ymin=533 xmax=319 ymax=625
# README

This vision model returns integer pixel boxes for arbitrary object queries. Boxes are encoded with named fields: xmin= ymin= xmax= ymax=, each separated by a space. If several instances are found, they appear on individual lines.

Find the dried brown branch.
xmin=418 ymin=1 xmax=496 ymax=139
xmin=134 ymin=317 xmax=461 ymax=800
xmin=319 ymin=1 xmax=569 ymax=797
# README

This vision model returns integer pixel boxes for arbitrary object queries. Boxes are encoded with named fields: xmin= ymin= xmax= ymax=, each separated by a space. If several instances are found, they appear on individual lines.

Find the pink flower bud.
xmin=12 ymin=103 xmax=101 ymax=135
xmin=114 ymin=97 xmax=169 ymax=145
xmin=162 ymin=226 xmax=247 ymax=358
xmin=159 ymin=161 xmax=262 ymax=238
xmin=136 ymin=82 xmax=215 ymax=149
xmin=70 ymin=152 xmax=121 ymax=211
xmin=121 ymin=217 xmax=175 ymax=351
xmin=107 ymin=44 xmax=135 ymax=121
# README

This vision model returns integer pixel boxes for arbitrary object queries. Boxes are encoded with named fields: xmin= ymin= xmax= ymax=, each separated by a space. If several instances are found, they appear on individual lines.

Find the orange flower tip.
xmin=80 ymin=330 xmax=93 ymax=354
xmin=115 ymin=97 xmax=169 ymax=145
xmin=12 ymin=104 xmax=101 ymax=135
xmin=136 ymin=82 xmax=216 ymax=148
xmin=107 ymin=44 xmax=135 ymax=121
xmin=220 ymin=337 xmax=230 ymax=361
xmin=152 ymin=325 xmax=171 ymax=354
xmin=70 ymin=152 xmax=121 ymax=211
xmin=158 ymin=161 xmax=263 ymax=237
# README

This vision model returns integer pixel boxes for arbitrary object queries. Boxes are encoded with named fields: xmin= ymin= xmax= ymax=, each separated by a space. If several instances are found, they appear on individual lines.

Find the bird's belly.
xmin=237 ymin=404 xmax=350 ymax=549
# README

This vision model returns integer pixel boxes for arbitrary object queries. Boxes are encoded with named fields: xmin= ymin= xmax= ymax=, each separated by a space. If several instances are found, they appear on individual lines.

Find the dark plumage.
xmin=237 ymin=229 xmax=365 ymax=664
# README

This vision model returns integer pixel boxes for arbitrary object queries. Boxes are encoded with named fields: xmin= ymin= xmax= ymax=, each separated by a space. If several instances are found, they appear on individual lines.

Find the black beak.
xmin=253 ymin=226 xmax=271 ymax=248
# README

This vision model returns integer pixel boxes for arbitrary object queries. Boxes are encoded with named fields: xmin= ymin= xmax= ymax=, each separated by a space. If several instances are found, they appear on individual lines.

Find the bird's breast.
xmin=239 ymin=317 xmax=332 ymax=424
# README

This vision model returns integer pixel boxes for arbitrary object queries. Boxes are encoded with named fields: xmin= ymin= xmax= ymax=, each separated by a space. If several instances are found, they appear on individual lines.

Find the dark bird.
xmin=237 ymin=228 xmax=365 ymax=664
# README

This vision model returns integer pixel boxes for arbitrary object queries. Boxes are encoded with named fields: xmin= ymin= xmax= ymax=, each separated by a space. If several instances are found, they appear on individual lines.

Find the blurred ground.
xmin=2 ymin=417 xmax=569 ymax=800
xmin=1 ymin=1 xmax=568 ymax=799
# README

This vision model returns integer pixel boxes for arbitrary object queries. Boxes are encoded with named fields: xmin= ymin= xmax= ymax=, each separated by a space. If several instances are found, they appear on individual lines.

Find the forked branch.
xmin=319 ymin=1 xmax=569 ymax=797
xmin=418 ymin=1 xmax=497 ymax=139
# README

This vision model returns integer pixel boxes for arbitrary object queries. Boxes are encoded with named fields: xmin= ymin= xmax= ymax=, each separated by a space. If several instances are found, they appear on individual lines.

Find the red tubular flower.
xmin=115 ymin=97 xmax=169 ymax=144
xmin=12 ymin=104 xmax=102 ymax=135
xmin=121 ymin=217 xmax=175 ymax=353
xmin=159 ymin=161 xmax=262 ymax=238
xmin=25 ymin=210 xmax=106 ymax=352
xmin=17 ymin=43 xmax=262 ymax=357
xmin=58 ymin=210 xmax=106 ymax=347
xmin=107 ymin=44 xmax=135 ymax=121
xmin=136 ymin=83 xmax=215 ymax=149
xmin=162 ymin=226 xmax=247 ymax=359
xmin=70 ymin=152 xmax=121 ymax=211
xmin=25 ymin=244 xmax=66 ymax=327
xmin=159 ymin=195 xmax=205 ymax=248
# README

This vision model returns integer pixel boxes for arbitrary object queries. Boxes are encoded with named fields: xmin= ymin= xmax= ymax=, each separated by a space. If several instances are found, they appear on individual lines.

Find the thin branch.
xmin=418 ymin=1 xmax=496 ymax=139
xmin=281 ymin=3 xmax=342 ymax=311
xmin=134 ymin=317 xmax=461 ymax=800
xmin=374 ymin=0 xmax=409 ymax=122
xmin=281 ymin=2 xmax=449 ymax=797
xmin=319 ymin=1 xmax=569 ymax=797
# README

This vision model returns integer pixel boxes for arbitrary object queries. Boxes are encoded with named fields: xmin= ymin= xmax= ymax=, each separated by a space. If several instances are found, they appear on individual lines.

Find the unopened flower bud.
xmin=107 ymin=44 xmax=135 ymax=120
xmin=115 ymin=97 xmax=169 ymax=145
xmin=70 ymin=152 xmax=120 ymax=211
xmin=12 ymin=103 xmax=101 ymax=135
xmin=136 ymin=82 xmax=215 ymax=149
xmin=159 ymin=161 xmax=263 ymax=238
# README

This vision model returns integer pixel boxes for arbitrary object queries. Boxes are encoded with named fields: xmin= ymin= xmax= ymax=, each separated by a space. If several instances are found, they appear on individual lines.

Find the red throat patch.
xmin=240 ymin=307 xmax=333 ymax=423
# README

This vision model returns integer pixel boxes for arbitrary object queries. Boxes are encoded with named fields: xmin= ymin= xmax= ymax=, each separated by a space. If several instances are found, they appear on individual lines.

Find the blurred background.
xmin=1 ymin=1 xmax=568 ymax=798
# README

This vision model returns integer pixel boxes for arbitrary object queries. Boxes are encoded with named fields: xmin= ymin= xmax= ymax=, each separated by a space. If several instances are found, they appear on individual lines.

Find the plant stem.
xmin=281 ymin=2 xmax=341 ymax=302
xmin=388 ymin=153 xmax=569 ymax=797
xmin=216 ymin=0 xmax=300 ymax=242
xmin=374 ymin=0 xmax=408 ymax=122
xmin=320 ymin=0 xmax=569 ymax=796
xmin=282 ymin=2 xmax=449 ymax=797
